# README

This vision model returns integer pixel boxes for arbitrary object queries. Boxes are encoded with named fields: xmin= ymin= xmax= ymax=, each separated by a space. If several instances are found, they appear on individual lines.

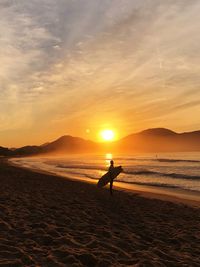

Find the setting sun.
xmin=100 ymin=129 xmax=115 ymax=141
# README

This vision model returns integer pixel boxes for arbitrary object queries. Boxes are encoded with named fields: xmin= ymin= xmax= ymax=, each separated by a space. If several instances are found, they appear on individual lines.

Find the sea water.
xmin=10 ymin=152 xmax=200 ymax=193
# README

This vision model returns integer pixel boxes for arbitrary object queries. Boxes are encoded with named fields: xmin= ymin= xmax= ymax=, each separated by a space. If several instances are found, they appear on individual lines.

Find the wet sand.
xmin=0 ymin=159 xmax=200 ymax=266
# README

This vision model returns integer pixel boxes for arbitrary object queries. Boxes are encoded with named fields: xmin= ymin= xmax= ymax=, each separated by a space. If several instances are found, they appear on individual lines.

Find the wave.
xmin=80 ymin=174 xmax=184 ymax=189
xmin=73 ymin=174 xmax=198 ymax=192
xmin=68 ymin=171 xmax=181 ymax=189
xmin=55 ymin=163 xmax=200 ymax=181
xmin=125 ymin=170 xmax=158 ymax=175
xmin=56 ymin=164 xmax=105 ymax=171
xmin=116 ymin=180 xmax=199 ymax=192
xmin=164 ymin=172 xmax=200 ymax=180
xmin=124 ymin=169 xmax=200 ymax=180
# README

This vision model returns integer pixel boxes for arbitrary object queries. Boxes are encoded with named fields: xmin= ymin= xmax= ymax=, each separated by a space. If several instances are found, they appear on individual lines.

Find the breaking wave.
xmin=124 ymin=170 xmax=200 ymax=180
xmin=55 ymin=164 xmax=200 ymax=181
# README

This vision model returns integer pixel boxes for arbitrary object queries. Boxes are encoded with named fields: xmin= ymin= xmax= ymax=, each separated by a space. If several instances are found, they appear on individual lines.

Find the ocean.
xmin=10 ymin=152 xmax=200 ymax=193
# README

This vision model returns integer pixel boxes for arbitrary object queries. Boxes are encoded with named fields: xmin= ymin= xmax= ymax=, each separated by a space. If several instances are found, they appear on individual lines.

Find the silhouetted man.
xmin=109 ymin=160 xmax=115 ymax=195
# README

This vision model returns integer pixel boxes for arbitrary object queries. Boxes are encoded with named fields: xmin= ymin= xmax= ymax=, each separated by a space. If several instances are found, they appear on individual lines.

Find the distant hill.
xmin=1 ymin=128 xmax=200 ymax=156
xmin=117 ymin=128 xmax=200 ymax=152
xmin=41 ymin=135 xmax=98 ymax=154
xmin=13 ymin=135 xmax=99 ymax=156
xmin=14 ymin=145 xmax=43 ymax=156
xmin=0 ymin=146 xmax=11 ymax=156
xmin=138 ymin=128 xmax=177 ymax=136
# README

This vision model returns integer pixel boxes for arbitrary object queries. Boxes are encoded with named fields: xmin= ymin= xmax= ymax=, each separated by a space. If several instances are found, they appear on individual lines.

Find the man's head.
xmin=110 ymin=160 xmax=114 ymax=166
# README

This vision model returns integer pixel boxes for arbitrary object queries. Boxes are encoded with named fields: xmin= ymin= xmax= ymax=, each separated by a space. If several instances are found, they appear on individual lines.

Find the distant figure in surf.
xmin=108 ymin=160 xmax=115 ymax=195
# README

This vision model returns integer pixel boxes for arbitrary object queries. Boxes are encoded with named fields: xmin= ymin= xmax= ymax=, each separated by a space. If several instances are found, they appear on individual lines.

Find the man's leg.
xmin=110 ymin=179 xmax=113 ymax=195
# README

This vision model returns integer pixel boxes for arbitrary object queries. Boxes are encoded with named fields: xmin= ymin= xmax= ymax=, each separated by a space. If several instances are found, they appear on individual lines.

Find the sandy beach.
xmin=0 ymin=159 xmax=200 ymax=266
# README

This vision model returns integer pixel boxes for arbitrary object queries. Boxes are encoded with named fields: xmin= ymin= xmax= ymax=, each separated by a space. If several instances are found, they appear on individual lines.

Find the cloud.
xmin=0 ymin=0 xmax=200 ymax=145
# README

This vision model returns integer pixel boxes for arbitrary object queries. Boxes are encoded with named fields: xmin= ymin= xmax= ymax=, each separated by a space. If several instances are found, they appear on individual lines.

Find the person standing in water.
xmin=108 ymin=160 xmax=115 ymax=195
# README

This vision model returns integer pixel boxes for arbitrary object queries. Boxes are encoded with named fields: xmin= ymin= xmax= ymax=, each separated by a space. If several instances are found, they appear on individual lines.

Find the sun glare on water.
xmin=100 ymin=129 xmax=115 ymax=142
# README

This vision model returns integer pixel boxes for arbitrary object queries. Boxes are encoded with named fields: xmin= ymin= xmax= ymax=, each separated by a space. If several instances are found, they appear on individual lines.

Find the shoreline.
xmin=9 ymin=158 xmax=200 ymax=208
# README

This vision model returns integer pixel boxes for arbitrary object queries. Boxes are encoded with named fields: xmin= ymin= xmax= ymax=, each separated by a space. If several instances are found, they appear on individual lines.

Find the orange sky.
xmin=0 ymin=0 xmax=200 ymax=147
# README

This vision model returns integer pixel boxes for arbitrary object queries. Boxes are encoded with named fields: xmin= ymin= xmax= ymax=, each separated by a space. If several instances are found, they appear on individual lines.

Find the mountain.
xmin=1 ymin=128 xmax=200 ymax=156
xmin=117 ymin=128 xmax=200 ymax=152
xmin=138 ymin=128 xmax=177 ymax=136
xmin=13 ymin=135 xmax=99 ymax=155
xmin=0 ymin=146 xmax=11 ymax=156
xmin=14 ymin=146 xmax=43 ymax=156
xmin=41 ymin=135 xmax=98 ymax=154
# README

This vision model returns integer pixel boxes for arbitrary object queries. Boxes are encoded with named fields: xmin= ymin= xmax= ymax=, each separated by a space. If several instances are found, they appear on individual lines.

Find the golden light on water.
xmin=100 ymin=129 xmax=115 ymax=142
xmin=106 ymin=153 xmax=113 ymax=159
xmin=105 ymin=153 xmax=113 ymax=166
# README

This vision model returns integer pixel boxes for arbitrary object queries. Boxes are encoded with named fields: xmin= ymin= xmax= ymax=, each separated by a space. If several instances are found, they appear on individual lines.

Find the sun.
xmin=100 ymin=129 xmax=115 ymax=142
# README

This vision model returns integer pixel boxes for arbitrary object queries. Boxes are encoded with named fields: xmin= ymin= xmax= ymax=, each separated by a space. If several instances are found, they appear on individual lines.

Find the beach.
xmin=0 ymin=159 xmax=200 ymax=266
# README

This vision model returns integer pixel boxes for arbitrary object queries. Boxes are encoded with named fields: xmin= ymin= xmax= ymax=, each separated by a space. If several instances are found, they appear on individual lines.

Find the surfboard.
xmin=97 ymin=166 xmax=123 ymax=188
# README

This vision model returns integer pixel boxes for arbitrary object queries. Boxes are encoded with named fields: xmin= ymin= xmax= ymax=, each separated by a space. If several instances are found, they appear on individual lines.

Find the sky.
xmin=0 ymin=0 xmax=200 ymax=147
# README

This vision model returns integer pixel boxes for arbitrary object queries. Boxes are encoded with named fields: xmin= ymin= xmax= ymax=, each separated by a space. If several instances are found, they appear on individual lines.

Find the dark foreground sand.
xmin=0 ymin=159 xmax=200 ymax=267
